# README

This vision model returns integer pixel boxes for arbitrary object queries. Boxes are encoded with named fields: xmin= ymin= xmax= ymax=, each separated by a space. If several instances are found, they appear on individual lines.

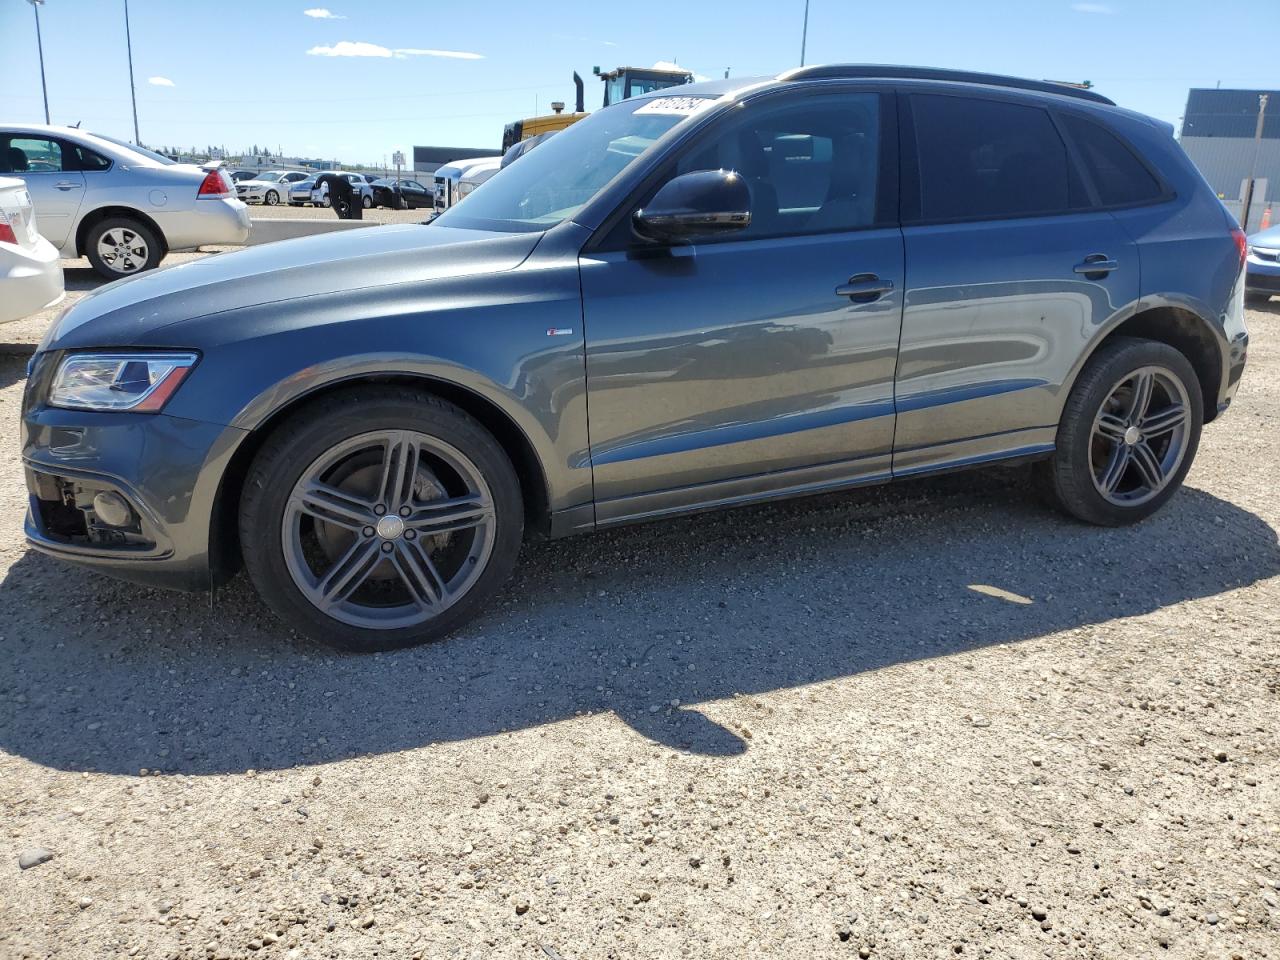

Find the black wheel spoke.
xmin=293 ymin=480 xmax=376 ymax=530
xmin=314 ymin=539 xmax=381 ymax=609
xmin=1141 ymin=403 xmax=1186 ymax=438
xmin=405 ymin=494 xmax=492 ymax=535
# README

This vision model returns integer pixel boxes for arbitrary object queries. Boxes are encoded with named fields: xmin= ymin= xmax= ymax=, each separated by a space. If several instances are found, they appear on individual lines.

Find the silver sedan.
xmin=0 ymin=124 xmax=250 ymax=279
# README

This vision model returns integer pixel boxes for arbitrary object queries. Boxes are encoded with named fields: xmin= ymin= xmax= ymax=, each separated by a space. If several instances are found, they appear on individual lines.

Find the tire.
xmin=264 ymin=189 xmax=280 ymax=206
xmin=239 ymin=387 xmax=524 ymax=652
xmin=1040 ymin=337 xmax=1202 ymax=526
xmin=362 ymin=194 xmax=373 ymax=209
xmin=84 ymin=216 xmax=163 ymax=279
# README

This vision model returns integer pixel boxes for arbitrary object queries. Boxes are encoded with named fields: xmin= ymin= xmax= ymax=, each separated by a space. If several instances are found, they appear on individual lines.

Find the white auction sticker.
xmin=634 ymin=96 xmax=714 ymax=116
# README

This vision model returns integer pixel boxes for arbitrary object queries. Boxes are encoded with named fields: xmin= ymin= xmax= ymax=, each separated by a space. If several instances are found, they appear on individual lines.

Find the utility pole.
xmin=123 ymin=0 xmax=140 ymax=143
xmin=28 ymin=1 xmax=50 ymax=124
xmin=1240 ymin=93 xmax=1269 ymax=231
xmin=800 ymin=0 xmax=810 ymax=66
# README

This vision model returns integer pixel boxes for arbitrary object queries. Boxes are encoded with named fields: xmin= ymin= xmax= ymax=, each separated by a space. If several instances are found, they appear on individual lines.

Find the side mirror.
xmin=633 ymin=169 xmax=751 ymax=244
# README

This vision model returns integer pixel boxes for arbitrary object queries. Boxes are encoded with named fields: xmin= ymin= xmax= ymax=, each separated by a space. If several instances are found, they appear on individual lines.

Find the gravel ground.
xmin=2 ymin=300 xmax=1278 ymax=960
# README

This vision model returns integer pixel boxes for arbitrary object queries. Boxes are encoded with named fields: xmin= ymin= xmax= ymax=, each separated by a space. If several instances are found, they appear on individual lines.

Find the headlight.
xmin=49 ymin=352 xmax=198 ymax=412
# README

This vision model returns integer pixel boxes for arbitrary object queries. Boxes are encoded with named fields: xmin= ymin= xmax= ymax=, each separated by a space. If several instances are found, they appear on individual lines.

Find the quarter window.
xmin=910 ymin=95 xmax=1083 ymax=221
xmin=674 ymin=92 xmax=883 ymax=239
xmin=1060 ymin=114 xmax=1164 ymax=206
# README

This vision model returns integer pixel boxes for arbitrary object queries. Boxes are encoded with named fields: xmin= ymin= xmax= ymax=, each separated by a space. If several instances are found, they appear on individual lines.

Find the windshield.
xmin=435 ymin=94 xmax=716 ymax=232
xmin=88 ymin=133 xmax=177 ymax=165
xmin=256 ymin=171 xmax=283 ymax=181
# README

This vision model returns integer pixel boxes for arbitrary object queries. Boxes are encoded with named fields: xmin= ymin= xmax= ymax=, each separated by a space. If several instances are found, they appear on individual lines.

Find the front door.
xmin=1 ymin=135 xmax=84 ymax=248
xmin=581 ymin=90 xmax=903 ymax=523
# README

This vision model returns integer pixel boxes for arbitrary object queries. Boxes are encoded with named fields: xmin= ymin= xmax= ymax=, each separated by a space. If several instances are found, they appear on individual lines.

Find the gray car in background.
xmin=21 ymin=66 xmax=1249 ymax=652
xmin=0 ymin=124 xmax=249 ymax=279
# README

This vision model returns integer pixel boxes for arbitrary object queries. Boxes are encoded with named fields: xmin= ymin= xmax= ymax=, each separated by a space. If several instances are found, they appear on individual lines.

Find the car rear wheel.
xmin=84 ymin=217 xmax=163 ymax=279
xmin=1040 ymin=338 xmax=1202 ymax=526
xmin=239 ymin=387 xmax=524 ymax=652
xmin=264 ymin=189 xmax=280 ymax=206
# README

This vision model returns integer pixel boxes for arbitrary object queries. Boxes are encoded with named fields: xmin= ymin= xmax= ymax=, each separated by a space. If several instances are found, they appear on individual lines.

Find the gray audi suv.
xmin=22 ymin=66 xmax=1250 ymax=651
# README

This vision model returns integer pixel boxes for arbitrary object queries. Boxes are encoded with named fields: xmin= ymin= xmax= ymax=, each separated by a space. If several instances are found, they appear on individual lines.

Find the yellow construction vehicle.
xmin=502 ymin=65 xmax=694 ymax=151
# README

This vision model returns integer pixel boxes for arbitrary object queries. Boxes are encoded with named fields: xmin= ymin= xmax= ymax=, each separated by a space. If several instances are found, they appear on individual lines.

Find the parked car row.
xmin=0 ymin=123 xmax=249 ymax=280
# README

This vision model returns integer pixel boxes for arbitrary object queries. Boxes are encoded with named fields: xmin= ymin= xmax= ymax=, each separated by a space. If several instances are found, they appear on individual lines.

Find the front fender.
xmin=161 ymin=265 xmax=593 ymax=514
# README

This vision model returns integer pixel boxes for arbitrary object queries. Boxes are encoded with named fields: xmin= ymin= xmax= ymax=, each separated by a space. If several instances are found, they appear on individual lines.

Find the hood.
xmin=45 ymin=223 xmax=543 ymax=350
xmin=1249 ymin=225 xmax=1280 ymax=248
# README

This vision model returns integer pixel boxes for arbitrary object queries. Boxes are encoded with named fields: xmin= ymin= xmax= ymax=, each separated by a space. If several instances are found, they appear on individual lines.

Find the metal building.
xmin=1179 ymin=88 xmax=1278 ymax=231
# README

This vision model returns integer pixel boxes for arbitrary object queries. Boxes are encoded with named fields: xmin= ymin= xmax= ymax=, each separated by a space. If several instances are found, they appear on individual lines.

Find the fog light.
xmin=92 ymin=491 xmax=133 ymax=528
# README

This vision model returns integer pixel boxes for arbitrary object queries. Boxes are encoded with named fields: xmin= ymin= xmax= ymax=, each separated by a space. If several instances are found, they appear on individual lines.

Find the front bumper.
xmin=1246 ymin=247 xmax=1280 ymax=294
xmin=22 ymin=360 xmax=248 ymax=591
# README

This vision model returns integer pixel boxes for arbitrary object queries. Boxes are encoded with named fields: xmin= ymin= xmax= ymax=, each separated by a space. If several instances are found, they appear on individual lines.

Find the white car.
xmin=0 ymin=124 xmax=250 ymax=279
xmin=0 ymin=176 xmax=63 ymax=324
xmin=432 ymin=156 xmax=502 ymax=213
xmin=310 ymin=172 xmax=375 ymax=209
xmin=234 ymin=170 xmax=310 ymax=206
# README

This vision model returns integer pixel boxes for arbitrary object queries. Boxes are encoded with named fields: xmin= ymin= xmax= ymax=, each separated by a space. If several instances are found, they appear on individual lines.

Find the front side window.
xmin=1060 ymin=114 xmax=1164 ymax=207
xmin=2 ymin=137 xmax=63 ymax=173
xmin=910 ymin=94 xmax=1084 ymax=221
xmin=435 ymin=95 xmax=717 ymax=232
xmin=672 ymin=92 xmax=883 ymax=239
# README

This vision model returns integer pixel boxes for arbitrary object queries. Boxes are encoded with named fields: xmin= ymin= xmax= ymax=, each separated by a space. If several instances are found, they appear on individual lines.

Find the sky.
xmin=2 ymin=0 xmax=1275 ymax=169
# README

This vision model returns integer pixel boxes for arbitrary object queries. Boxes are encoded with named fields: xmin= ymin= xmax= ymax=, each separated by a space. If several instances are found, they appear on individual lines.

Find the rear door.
xmin=580 ymin=87 xmax=904 ymax=520
xmin=893 ymin=91 xmax=1140 ymax=475
xmin=0 ymin=134 xmax=85 ymax=248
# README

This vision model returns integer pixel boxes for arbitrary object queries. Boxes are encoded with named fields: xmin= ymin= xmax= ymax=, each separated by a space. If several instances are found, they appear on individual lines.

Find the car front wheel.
xmin=239 ymin=387 xmax=524 ymax=652
xmin=362 ymin=194 xmax=373 ymax=209
xmin=84 ymin=216 xmax=163 ymax=279
xmin=1041 ymin=337 xmax=1202 ymax=526
xmin=264 ymin=189 xmax=279 ymax=206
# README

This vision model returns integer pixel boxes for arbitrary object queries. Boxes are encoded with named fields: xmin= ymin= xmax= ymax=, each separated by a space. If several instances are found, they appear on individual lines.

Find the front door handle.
xmin=836 ymin=274 xmax=894 ymax=303
xmin=54 ymin=181 xmax=82 ymax=191
xmin=1074 ymin=254 xmax=1118 ymax=276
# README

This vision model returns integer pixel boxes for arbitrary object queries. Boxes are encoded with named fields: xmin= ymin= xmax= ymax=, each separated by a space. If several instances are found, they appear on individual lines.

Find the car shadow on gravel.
xmin=1 ymin=468 xmax=1277 ymax=772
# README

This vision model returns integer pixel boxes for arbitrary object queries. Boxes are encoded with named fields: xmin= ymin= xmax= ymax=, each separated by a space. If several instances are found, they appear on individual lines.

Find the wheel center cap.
xmin=1123 ymin=425 xmax=1142 ymax=446
xmin=375 ymin=515 xmax=405 ymax=540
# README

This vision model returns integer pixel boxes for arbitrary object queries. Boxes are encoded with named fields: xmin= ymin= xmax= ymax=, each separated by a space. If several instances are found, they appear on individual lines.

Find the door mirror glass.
xmin=633 ymin=169 xmax=751 ymax=243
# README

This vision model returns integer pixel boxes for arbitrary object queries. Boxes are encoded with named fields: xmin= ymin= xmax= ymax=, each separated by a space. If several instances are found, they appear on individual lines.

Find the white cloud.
xmin=147 ymin=76 xmax=175 ymax=87
xmin=307 ymin=41 xmax=393 ymax=57
xmin=1071 ymin=3 xmax=1114 ymax=12
xmin=307 ymin=41 xmax=484 ymax=60
xmin=392 ymin=48 xmax=484 ymax=60
xmin=303 ymin=7 xmax=345 ymax=18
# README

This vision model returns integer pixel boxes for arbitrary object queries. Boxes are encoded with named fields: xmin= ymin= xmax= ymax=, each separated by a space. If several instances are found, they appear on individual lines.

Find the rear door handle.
xmin=1074 ymin=254 xmax=1118 ymax=276
xmin=836 ymin=274 xmax=894 ymax=302
xmin=54 ymin=181 xmax=82 ymax=191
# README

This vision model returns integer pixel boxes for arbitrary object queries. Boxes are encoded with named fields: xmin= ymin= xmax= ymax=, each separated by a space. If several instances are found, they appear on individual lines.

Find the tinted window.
xmin=2 ymin=137 xmax=63 ymax=173
xmin=1061 ymin=114 xmax=1163 ymax=206
xmin=70 ymin=145 xmax=111 ymax=172
xmin=675 ymin=92 xmax=882 ymax=239
xmin=911 ymin=95 xmax=1080 ymax=221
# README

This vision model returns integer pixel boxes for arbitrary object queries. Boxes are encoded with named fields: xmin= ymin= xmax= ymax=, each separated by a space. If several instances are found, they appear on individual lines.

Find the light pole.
xmin=800 ymin=0 xmax=811 ymax=66
xmin=28 ymin=0 xmax=50 ymax=124
xmin=123 ymin=0 xmax=140 ymax=144
xmin=1240 ymin=93 xmax=1270 ymax=231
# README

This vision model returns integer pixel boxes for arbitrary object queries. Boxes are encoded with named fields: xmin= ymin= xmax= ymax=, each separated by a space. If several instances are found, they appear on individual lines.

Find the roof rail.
xmin=777 ymin=64 xmax=1116 ymax=106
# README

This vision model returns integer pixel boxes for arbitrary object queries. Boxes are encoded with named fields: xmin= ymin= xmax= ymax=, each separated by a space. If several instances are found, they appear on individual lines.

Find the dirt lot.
xmin=2 ymin=286 xmax=1278 ymax=959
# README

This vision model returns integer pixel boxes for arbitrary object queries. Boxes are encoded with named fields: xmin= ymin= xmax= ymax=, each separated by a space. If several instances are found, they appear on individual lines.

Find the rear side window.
xmin=70 ymin=145 xmax=111 ymax=172
xmin=910 ymin=94 xmax=1083 ymax=221
xmin=1060 ymin=114 xmax=1164 ymax=206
